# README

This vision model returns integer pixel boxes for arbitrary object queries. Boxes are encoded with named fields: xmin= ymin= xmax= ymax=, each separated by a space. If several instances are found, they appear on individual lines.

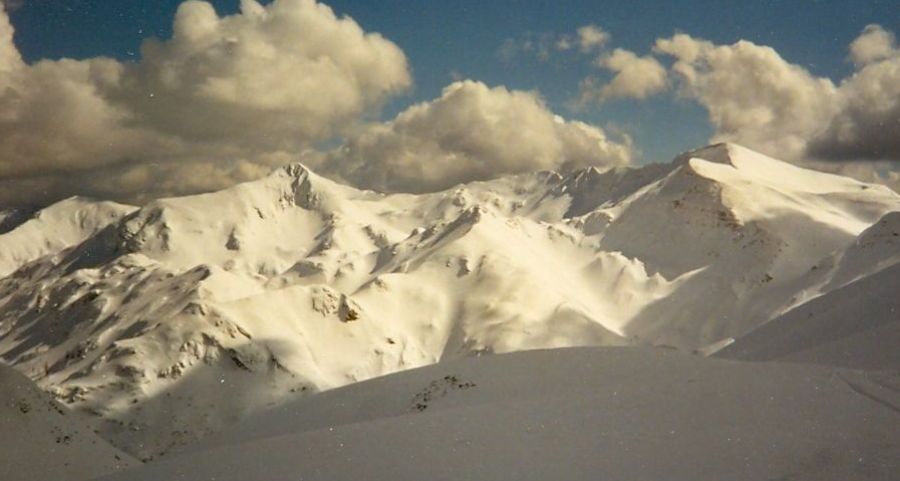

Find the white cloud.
xmin=649 ymin=26 xmax=900 ymax=191
xmin=654 ymin=26 xmax=900 ymax=166
xmin=580 ymin=49 xmax=667 ymax=103
xmin=115 ymin=0 xmax=410 ymax=147
xmin=555 ymin=36 xmax=574 ymax=51
xmin=0 ymin=53 xmax=156 ymax=180
xmin=653 ymin=34 xmax=838 ymax=160
xmin=499 ymin=24 xmax=610 ymax=63
xmin=0 ymin=0 xmax=411 ymax=206
xmin=0 ymin=1 xmax=21 ymax=71
xmin=308 ymin=80 xmax=634 ymax=193
xmin=577 ymin=25 xmax=610 ymax=53
xmin=849 ymin=24 xmax=897 ymax=66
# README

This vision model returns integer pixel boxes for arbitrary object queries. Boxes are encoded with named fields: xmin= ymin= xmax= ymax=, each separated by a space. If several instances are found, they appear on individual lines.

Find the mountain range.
xmin=0 ymin=142 xmax=897 ymax=472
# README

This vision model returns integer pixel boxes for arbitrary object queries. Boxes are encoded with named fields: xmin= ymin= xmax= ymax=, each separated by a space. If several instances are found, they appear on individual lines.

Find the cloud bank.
xmin=0 ymin=0 xmax=411 ymax=206
xmin=2 ymin=5 xmax=633 ymax=207
xmin=653 ymin=26 xmax=900 ymax=165
xmin=308 ymin=80 xmax=633 ymax=193
xmin=3 ymin=4 xmax=897 ymax=206
xmin=653 ymin=34 xmax=838 ymax=160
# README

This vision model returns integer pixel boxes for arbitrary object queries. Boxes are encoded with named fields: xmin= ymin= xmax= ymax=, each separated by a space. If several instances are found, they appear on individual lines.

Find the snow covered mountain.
xmin=0 ymin=142 xmax=897 ymax=459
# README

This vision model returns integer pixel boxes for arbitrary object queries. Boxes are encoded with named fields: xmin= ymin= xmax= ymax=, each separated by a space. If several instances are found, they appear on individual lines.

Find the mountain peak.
xmin=279 ymin=162 xmax=313 ymax=181
xmin=672 ymin=142 xmax=766 ymax=168
xmin=677 ymin=142 xmax=736 ymax=164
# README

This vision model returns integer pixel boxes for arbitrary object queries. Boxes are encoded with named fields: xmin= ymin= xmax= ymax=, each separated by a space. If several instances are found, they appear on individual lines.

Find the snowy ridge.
xmin=0 ymin=143 xmax=898 ymax=458
xmin=0 ymin=197 xmax=135 ymax=277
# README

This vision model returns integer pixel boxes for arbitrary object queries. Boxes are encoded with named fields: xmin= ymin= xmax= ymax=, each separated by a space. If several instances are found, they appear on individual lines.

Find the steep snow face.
xmin=715 ymin=210 xmax=900 ymax=369
xmin=0 ymin=364 xmax=136 ymax=481
xmin=0 ymin=143 xmax=897 ymax=458
xmin=819 ymin=210 xmax=900 ymax=289
xmin=98 ymin=348 xmax=900 ymax=481
xmin=715 ymin=263 xmax=900 ymax=370
xmin=0 ymin=197 xmax=136 ymax=277
xmin=600 ymin=143 xmax=899 ymax=347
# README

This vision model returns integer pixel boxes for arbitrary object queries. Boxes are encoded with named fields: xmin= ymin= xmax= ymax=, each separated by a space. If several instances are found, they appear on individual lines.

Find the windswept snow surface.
xmin=0 ymin=143 xmax=897 ymax=458
xmin=0 ymin=197 xmax=135 ymax=277
xmin=0 ymin=364 xmax=136 ymax=481
xmin=98 ymin=347 xmax=900 ymax=481
xmin=716 ymin=212 xmax=900 ymax=370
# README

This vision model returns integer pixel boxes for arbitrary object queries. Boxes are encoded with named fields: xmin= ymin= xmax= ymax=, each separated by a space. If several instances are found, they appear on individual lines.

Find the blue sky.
xmin=7 ymin=0 xmax=896 ymax=164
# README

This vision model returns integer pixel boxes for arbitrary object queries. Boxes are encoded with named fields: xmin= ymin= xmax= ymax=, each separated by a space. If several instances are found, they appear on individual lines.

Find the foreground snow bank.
xmin=0 ymin=364 xmax=136 ymax=481
xmin=99 ymin=347 xmax=900 ymax=481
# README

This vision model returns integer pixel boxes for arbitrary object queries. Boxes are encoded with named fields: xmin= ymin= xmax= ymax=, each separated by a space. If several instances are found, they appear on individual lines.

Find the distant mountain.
xmin=0 ymin=142 xmax=897 ymax=458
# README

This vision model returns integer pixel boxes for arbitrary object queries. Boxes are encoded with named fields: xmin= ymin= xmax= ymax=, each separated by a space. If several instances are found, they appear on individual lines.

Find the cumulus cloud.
xmin=0 ymin=2 xmax=21 ymax=70
xmin=577 ymin=25 xmax=610 ymax=52
xmin=849 ymin=24 xmax=897 ymax=66
xmin=0 ymin=48 xmax=155 ymax=180
xmin=653 ymin=26 xmax=900 ymax=165
xmin=580 ymin=49 xmax=667 ymax=104
xmin=307 ymin=80 xmax=634 ymax=193
xmin=0 ymin=0 xmax=411 ymax=206
xmin=807 ymin=53 xmax=900 ymax=162
xmin=653 ymin=34 xmax=838 ymax=160
xmin=116 ymin=0 xmax=409 ymax=147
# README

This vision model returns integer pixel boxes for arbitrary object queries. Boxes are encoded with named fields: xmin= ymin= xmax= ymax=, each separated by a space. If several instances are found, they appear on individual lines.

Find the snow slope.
xmin=0 ymin=206 xmax=34 ymax=235
xmin=98 ymin=347 xmax=900 ymax=481
xmin=0 ymin=197 xmax=135 ymax=277
xmin=716 ymin=263 xmax=899 ymax=369
xmin=0 ymin=142 xmax=897 ymax=458
xmin=0 ymin=363 xmax=137 ymax=481
xmin=716 ymin=212 xmax=900 ymax=370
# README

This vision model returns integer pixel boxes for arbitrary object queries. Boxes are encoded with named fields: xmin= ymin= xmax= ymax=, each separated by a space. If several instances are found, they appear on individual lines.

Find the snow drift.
xmin=96 ymin=347 xmax=900 ymax=481
xmin=0 ymin=363 xmax=136 ymax=481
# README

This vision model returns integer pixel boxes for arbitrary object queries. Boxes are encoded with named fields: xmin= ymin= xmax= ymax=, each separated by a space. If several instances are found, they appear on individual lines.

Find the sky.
xmin=1 ymin=0 xmax=898 ymax=206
